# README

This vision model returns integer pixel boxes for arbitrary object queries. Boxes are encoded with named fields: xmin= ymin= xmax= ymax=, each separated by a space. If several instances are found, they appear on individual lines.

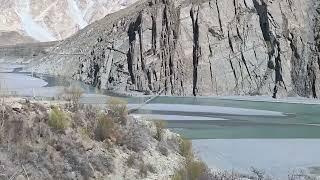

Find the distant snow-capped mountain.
xmin=0 ymin=0 xmax=137 ymax=45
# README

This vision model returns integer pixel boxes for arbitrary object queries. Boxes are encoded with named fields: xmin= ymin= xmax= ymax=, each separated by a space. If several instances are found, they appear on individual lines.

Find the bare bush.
xmin=0 ymin=80 xmax=8 ymax=104
xmin=173 ymin=159 xmax=209 ymax=180
xmin=287 ymin=170 xmax=317 ymax=180
xmin=179 ymin=138 xmax=193 ymax=158
xmin=121 ymin=121 xmax=152 ymax=152
xmin=157 ymin=142 xmax=169 ymax=156
xmin=107 ymin=98 xmax=128 ymax=125
xmin=62 ymin=84 xmax=83 ymax=111
xmin=94 ymin=114 xmax=115 ymax=142
xmin=154 ymin=120 xmax=167 ymax=141
xmin=173 ymin=137 xmax=210 ymax=180
xmin=139 ymin=162 xmax=156 ymax=178
xmin=126 ymin=154 xmax=136 ymax=168
xmin=251 ymin=167 xmax=265 ymax=180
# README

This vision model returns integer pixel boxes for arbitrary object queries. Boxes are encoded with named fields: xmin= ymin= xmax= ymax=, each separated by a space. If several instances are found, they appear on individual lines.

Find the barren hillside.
xmin=0 ymin=0 xmax=138 ymax=45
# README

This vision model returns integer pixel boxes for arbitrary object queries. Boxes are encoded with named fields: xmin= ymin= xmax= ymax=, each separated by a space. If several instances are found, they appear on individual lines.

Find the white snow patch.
xmin=15 ymin=0 xmax=56 ymax=41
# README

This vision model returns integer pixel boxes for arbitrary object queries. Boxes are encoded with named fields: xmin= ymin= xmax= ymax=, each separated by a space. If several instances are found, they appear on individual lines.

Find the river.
xmin=1 ymin=63 xmax=320 ymax=179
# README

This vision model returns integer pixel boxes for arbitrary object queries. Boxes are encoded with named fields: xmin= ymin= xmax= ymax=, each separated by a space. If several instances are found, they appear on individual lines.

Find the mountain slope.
xmin=0 ymin=0 xmax=138 ymax=45
xmin=30 ymin=0 xmax=320 ymax=98
xmin=0 ymin=31 xmax=36 ymax=46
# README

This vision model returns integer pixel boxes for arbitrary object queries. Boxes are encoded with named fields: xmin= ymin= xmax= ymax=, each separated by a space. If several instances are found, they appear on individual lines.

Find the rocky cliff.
xmin=30 ymin=0 xmax=320 ymax=98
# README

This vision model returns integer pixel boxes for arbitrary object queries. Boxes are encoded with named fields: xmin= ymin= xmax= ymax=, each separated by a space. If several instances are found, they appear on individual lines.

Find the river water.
xmin=1 ymin=63 xmax=320 ymax=179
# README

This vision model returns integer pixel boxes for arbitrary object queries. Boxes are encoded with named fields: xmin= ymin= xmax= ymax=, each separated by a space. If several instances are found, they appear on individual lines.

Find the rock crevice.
xmin=31 ymin=0 xmax=320 ymax=98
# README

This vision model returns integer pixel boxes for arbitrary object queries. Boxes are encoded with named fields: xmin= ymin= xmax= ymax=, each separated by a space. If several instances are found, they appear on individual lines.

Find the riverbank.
xmin=2 ymin=66 xmax=320 ymax=179
xmin=1 ymin=98 xmax=319 ymax=180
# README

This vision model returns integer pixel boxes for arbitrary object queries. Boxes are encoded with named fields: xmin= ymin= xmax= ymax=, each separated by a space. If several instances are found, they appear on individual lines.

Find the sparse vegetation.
xmin=0 ymin=98 xmax=317 ymax=180
xmin=0 ymin=80 xmax=12 ymax=104
xmin=94 ymin=113 xmax=115 ymax=141
xmin=0 ymin=81 xmax=6 ymax=137
xmin=126 ymin=154 xmax=136 ymax=168
xmin=79 ymin=127 xmax=91 ymax=139
xmin=139 ymin=162 xmax=156 ymax=178
xmin=139 ymin=163 xmax=149 ymax=178
xmin=179 ymin=137 xmax=193 ymax=158
xmin=154 ymin=120 xmax=167 ymax=141
xmin=48 ymin=106 xmax=70 ymax=130
xmin=62 ymin=84 xmax=83 ymax=111
xmin=172 ymin=158 xmax=208 ymax=180
xmin=157 ymin=142 xmax=169 ymax=156
xmin=107 ymin=98 xmax=128 ymax=125
xmin=173 ymin=138 xmax=209 ymax=180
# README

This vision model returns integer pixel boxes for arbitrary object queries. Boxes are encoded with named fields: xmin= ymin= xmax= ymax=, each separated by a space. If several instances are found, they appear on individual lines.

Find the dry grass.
xmin=139 ymin=163 xmax=156 ymax=178
xmin=0 ymin=80 xmax=9 ymax=103
xmin=172 ymin=160 xmax=207 ymax=180
xmin=63 ymin=84 xmax=83 ymax=111
xmin=154 ymin=120 xmax=167 ymax=141
xmin=0 ymin=81 xmax=6 ymax=137
xmin=173 ymin=138 xmax=209 ymax=180
xmin=48 ymin=106 xmax=70 ymax=131
xmin=157 ymin=142 xmax=169 ymax=156
xmin=107 ymin=98 xmax=128 ymax=125
xmin=179 ymin=138 xmax=193 ymax=158
xmin=126 ymin=154 xmax=136 ymax=168
xmin=94 ymin=114 xmax=115 ymax=142
xmin=79 ymin=127 xmax=91 ymax=140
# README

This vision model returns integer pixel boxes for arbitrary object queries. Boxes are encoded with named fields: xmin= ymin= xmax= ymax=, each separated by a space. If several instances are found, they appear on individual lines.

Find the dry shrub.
xmin=48 ymin=106 xmax=70 ymax=130
xmin=287 ymin=170 xmax=317 ymax=180
xmin=0 ymin=105 xmax=7 ymax=142
xmin=94 ymin=114 xmax=115 ymax=142
xmin=72 ymin=105 xmax=98 ymax=128
xmin=139 ymin=163 xmax=156 ymax=178
xmin=80 ymin=127 xmax=91 ymax=139
xmin=121 ymin=123 xmax=151 ymax=152
xmin=173 ymin=159 xmax=209 ymax=180
xmin=157 ymin=142 xmax=169 ymax=156
xmin=251 ymin=167 xmax=265 ymax=180
xmin=179 ymin=138 xmax=193 ymax=158
xmin=0 ymin=80 xmax=8 ymax=99
xmin=173 ymin=137 xmax=209 ymax=180
xmin=82 ymin=105 xmax=99 ymax=135
xmin=84 ymin=105 xmax=99 ymax=121
xmin=63 ymin=84 xmax=83 ymax=111
xmin=107 ymin=98 xmax=128 ymax=125
xmin=172 ymin=160 xmax=206 ymax=180
xmin=126 ymin=154 xmax=136 ymax=168
xmin=154 ymin=120 xmax=167 ymax=141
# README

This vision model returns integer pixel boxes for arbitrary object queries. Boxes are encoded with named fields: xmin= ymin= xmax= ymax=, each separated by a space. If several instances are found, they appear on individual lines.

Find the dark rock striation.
xmin=30 ymin=0 xmax=320 ymax=98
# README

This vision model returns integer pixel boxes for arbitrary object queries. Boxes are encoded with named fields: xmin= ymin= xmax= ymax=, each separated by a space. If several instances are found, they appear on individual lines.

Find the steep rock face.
xmin=32 ymin=0 xmax=320 ymax=98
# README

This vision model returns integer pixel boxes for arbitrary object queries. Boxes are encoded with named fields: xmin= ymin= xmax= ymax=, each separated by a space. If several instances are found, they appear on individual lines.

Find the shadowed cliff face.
xmin=31 ymin=0 xmax=320 ymax=98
